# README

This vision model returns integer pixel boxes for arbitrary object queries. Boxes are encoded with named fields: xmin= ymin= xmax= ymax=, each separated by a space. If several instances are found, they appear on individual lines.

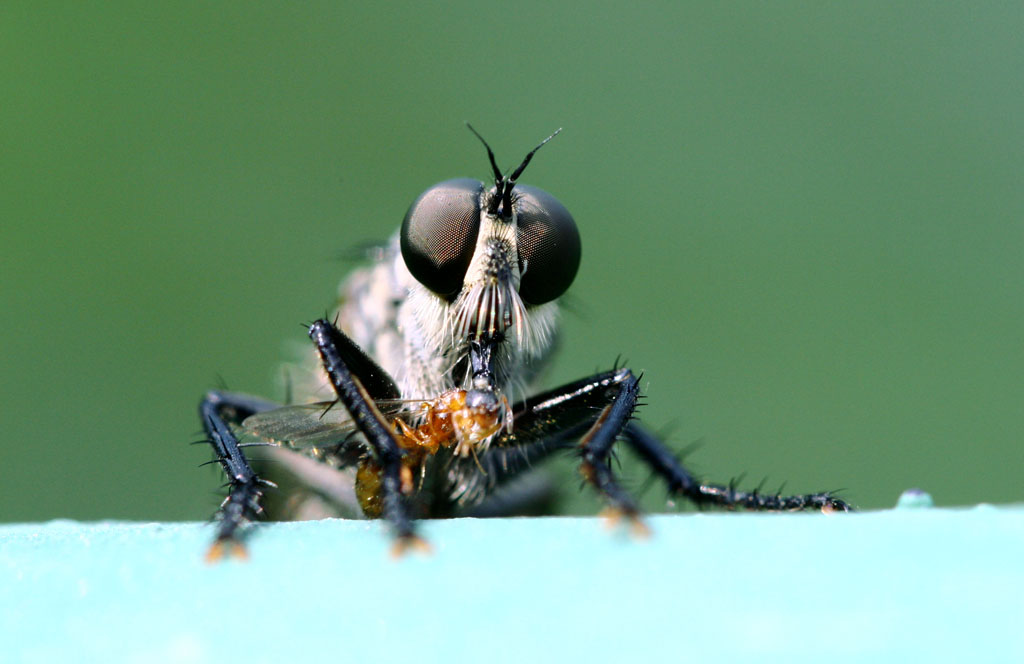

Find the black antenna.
xmin=466 ymin=123 xmax=503 ymax=203
xmin=502 ymin=127 xmax=561 ymax=217
xmin=465 ymin=124 xmax=562 ymax=218
xmin=509 ymin=128 xmax=561 ymax=183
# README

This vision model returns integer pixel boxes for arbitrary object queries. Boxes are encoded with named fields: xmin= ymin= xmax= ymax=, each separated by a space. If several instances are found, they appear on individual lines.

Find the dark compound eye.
xmin=400 ymin=178 xmax=484 ymax=299
xmin=513 ymin=184 xmax=581 ymax=305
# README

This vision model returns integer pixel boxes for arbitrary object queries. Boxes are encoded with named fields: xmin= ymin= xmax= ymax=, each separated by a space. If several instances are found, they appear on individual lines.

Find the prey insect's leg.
xmin=307 ymin=319 xmax=424 ymax=551
xmin=621 ymin=423 xmax=852 ymax=512
xmin=199 ymin=391 xmax=281 ymax=559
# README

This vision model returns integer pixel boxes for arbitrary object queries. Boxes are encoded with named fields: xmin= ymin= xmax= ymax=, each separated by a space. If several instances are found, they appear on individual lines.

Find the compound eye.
xmin=513 ymin=185 xmax=581 ymax=305
xmin=400 ymin=178 xmax=484 ymax=299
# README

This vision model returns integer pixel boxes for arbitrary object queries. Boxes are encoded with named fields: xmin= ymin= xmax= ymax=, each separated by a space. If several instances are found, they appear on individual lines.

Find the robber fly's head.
xmin=399 ymin=126 xmax=581 ymax=360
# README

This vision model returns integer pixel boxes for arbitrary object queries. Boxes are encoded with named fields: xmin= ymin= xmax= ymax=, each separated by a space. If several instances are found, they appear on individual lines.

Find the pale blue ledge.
xmin=2 ymin=506 xmax=1022 ymax=664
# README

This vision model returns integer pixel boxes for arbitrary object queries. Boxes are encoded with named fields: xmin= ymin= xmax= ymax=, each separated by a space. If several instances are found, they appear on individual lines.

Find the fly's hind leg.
xmin=568 ymin=368 xmax=853 ymax=517
xmin=199 ymin=391 xmax=281 ymax=561
xmin=621 ymin=422 xmax=852 ymax=512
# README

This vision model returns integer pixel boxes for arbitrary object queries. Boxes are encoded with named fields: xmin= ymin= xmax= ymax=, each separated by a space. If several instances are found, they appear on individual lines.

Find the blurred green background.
xmin=2 ymin=2 xmax=1022 ymax=523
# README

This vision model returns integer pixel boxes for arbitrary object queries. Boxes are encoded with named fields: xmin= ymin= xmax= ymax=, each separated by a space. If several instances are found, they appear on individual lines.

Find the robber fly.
xmin=199 ymin=126 xmax=850 ymax=559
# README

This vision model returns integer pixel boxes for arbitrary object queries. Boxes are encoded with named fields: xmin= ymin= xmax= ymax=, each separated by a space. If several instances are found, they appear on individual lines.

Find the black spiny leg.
xmin=307 ymin=319 xmax=426 ymax=553
xmin=621 ymin=423 xmax=852 ymax=512
xmin=574 ymin=369 xmax=650 ymax=533
xmin=199 ymin=391 xmax=280 ymax=561
xmin=456 ymin=367 xmax=850 ymax=523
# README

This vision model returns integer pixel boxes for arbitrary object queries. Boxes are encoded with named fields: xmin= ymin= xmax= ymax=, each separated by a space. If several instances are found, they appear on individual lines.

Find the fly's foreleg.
xmin=483 ymin=368 xmax=649 ymax=527
xmin=574 ymin=369 xmax=648 ymax=530
xmin=307 ymin=319 xmax=425 ymax=553
xmin=199 ymin=391 xmax=280 ymax=560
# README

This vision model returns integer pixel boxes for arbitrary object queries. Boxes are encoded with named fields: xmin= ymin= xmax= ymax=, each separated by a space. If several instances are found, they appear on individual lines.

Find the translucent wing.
xmin=239 ymin=402 xmax=352 ymax=448
xmin=240 ymin=399 xmax=412 ymax=448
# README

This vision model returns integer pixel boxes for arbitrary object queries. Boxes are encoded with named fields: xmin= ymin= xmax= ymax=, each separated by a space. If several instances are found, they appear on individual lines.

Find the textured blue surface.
xmin=3 ymin=508 xmax=1022 ymax=663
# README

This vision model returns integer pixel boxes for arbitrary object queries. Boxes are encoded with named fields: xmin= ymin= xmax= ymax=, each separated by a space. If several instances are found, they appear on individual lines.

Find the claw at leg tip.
xmin=205 ymin=538 xmax=250 ymax=564
xmin=822 ymin=499 xmax=850 ymax=514
xmin=390 ymin=533 xmax=432 ymax=558
xmin=599 ymin=507 xmax=651 ymax=539
xmin=630 ymin=517 xmax=652 ymax=539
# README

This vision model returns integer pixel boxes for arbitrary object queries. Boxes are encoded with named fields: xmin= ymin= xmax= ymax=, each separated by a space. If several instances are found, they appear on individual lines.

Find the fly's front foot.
xmin=205 ymin=536 xmax=250 ymax=564
xmin=390 ymin=532 xmax=433 ymax=558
